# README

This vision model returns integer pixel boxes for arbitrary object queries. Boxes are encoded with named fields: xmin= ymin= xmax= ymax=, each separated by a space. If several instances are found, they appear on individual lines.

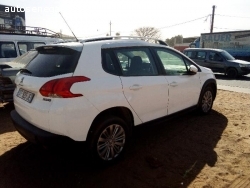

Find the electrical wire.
xmin=214 ymin=27 xmax=247 ymax=31
xmin=215 ymin=14 xmax=250 ymax=19
xmin=158 ymin=15 xmax=210 ymax=30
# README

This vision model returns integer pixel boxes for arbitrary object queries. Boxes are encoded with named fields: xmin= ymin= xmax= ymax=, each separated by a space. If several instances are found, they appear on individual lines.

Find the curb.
xmin=217 ymin=85 xmax=250 ymax=94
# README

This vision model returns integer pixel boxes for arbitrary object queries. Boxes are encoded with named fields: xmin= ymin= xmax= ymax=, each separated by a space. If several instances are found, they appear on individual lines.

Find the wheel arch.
xmin=86 ymin=106 xmax=134 ymax=141
xmin=199 ymin=79 xmax=217 ymax=104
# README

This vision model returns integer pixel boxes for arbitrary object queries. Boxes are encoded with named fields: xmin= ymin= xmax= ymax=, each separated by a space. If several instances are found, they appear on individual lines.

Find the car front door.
xmin=153 ymin=48 xmax=201 ymax=115
xmin=207 ymin=51 xmax=226 ymax=72
xmin=113 ymin=47 xmax=169 ymax=123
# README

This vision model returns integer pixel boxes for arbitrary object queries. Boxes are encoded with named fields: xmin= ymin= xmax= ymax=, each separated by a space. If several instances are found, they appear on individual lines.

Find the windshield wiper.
xmin=19 ymin=68 xmax=32 ymax=75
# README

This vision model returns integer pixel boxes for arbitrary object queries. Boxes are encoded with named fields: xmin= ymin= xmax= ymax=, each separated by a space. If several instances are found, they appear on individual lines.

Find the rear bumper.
xmin=10 ymin=110 xmax=69 ymax=145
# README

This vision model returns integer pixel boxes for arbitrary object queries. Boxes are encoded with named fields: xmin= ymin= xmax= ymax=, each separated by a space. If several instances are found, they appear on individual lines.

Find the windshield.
xmin=220 ymin=51 xmax=235 ymax=60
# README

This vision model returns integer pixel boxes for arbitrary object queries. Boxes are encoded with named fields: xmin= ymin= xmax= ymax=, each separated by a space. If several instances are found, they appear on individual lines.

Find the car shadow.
xmin=0 ymin=109 xmax=228 ymax=188
xmin=215 ymin=73 xmax=250 ymax=81
xmin=0 ymin=102 xmax=16 ymax=134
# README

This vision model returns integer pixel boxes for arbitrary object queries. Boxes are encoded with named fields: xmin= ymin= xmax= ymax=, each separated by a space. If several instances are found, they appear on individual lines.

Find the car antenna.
xmin=59 ymin=12 xmax=79 ymax=42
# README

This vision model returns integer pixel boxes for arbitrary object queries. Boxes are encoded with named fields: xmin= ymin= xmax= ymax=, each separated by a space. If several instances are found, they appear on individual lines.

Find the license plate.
xmin=17 ymin=88 xmax=34 ymax=103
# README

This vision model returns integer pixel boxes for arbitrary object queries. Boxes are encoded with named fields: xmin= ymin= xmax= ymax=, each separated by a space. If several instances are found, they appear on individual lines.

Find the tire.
xmin=87 ymin=116 xmax=129 ymax=164
xmin=226 ymin=68 xmax=238 ymax=78
xmin=198 ymin=86 xmax=214 ymax=114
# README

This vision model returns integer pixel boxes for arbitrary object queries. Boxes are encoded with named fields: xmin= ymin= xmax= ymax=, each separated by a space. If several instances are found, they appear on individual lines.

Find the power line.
xmin=215 ymin=14 xmax=250 ymax=19
xmin=158 ymin=15 xmax=210 ymax=30
xmin=214 ymin=27 xmax=247 ymax=31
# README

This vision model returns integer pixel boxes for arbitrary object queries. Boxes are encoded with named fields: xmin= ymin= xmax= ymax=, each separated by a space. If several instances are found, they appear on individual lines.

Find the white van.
xmin=0 ymin=25 xmax=63 ymax=63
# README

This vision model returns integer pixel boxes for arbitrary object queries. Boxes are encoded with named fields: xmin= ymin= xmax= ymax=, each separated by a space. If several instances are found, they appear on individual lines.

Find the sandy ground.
xmin=0 ymin=90 xmax=250 ymax=188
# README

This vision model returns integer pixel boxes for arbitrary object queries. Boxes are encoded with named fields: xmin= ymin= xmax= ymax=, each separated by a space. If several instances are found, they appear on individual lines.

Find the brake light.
xmin=39 ymin=76 xmax=90 ymax=98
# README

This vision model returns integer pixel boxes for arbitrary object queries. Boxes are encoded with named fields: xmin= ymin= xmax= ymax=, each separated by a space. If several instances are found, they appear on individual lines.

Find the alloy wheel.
xmin=202 ymin=90 xmax=213 ymax=113
xmin=97 ymin=124 xmax=126 ymax=161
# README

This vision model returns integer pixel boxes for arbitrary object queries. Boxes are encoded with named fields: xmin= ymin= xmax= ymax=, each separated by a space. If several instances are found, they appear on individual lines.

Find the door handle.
xmin=129 ymin=84 xmax=142 ymax=90
xmin=170 ymin=82 xmax=178 ymax=87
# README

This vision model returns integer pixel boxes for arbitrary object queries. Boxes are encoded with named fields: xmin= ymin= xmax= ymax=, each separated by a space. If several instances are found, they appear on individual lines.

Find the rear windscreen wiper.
xmin=19 ymin=68 xmax=32 ymax=75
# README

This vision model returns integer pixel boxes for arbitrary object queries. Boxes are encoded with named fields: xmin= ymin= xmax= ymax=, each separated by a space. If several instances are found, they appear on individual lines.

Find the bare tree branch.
xmin=132 ymin=27 xmax=161 ymax=39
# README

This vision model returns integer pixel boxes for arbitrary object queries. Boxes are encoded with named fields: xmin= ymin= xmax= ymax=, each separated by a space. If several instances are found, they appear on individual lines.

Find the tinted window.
xmin=208 ymin=52 xmax=223 ymax=61
xmin=196 ymin=51 xmax=206 ymax=60
xmin=113 ymin=48 xmax=158 ymax=76
xmin=18 ymin=42 xmax=45 ymax=55
xmin=154 ymin=48 xmax=190 ymax=76
xmin=24 ymin=47 xmax=81 ymax=77
xmin=0 ymin=42 xmax=17 ymax=58
xmin=102 ymin=50 xmax=120 ymax=75
xmin=185 ymin=51 xmax=193 ymax=58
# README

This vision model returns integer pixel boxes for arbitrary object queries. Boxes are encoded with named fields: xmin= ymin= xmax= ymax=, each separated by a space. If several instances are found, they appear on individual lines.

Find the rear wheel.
xmin=87 ymin=116 xmax=129 ymax=163
xmin=198 ymin=86 xmax=214 ymax=114
xmin=226 ymin=68 xmax=238 ymax=78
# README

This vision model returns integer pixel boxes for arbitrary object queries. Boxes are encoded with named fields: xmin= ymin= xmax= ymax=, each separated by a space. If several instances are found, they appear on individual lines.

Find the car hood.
xmin=228 ymin=59 xmax=250 ymax=65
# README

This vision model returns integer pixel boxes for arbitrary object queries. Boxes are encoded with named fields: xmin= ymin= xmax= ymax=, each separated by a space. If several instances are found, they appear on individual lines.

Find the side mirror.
xmin=189 ymin=65 xmax=198 ymax=74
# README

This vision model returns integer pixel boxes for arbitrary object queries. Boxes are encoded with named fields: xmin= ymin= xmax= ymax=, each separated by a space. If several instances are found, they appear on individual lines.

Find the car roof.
xmin=184 ymin=48 xmax=224 ymax=52
xmin=36 ymin=37 xmax=169 ymax=50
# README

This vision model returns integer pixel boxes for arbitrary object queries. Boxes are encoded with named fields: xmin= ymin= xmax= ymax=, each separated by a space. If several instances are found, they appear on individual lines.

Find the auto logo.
xmin=19 ymin=77 xmax=24 ymax=85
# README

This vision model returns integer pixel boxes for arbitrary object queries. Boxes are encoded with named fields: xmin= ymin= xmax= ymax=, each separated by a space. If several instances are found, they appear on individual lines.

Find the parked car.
xmin=11 ymin=37 xmax=217 ymax=163
xmin=0 ymin=26 xmax=63 ymax=102
xmin=183 ymin=48 xmax=250 ymax=78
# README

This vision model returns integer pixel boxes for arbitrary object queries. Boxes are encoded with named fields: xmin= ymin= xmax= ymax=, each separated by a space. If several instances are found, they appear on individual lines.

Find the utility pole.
xmin=110 ymin=21 xmax=111 ymax=36
xmin=210 ymin=5 xmax=216 ymax=33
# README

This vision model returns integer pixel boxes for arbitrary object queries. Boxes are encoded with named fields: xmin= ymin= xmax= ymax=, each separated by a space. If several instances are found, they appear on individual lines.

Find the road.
xmin=215 ymin=74 xmax=250 ymax=90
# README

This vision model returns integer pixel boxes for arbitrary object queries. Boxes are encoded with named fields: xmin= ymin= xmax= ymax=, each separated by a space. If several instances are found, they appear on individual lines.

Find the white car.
xmin=11 ymin=37 xmax=217 ymax=163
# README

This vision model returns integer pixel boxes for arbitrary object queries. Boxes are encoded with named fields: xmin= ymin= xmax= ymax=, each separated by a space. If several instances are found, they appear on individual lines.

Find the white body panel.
xmin=165 ymin=74 xmax=201 ymax=114
xmin=120 ymin=76 xmax=168 ymax=123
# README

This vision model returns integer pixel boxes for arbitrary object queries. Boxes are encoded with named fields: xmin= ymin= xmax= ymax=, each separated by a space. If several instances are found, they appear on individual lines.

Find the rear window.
xmin=24 ymin=46 xmax=81 ymax=77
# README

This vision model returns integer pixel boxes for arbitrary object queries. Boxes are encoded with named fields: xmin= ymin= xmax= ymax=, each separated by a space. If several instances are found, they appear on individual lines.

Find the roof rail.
xmin=0 ymin=24 xmax=61 ymax=38
xmin=79 ymin=36 xmax=168 ymax=46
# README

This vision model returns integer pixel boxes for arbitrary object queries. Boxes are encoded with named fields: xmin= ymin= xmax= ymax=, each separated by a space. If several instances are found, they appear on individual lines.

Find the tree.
xmin=115 ymin=32 xmax=120 ymax=36
xmin=132 ymin=27 xmax=161 ymax=39
xmin=165 ymin=35 xmax=183 ymax=47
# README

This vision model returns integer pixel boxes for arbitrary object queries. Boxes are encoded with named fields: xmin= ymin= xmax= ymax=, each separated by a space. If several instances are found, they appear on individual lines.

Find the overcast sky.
xmin=2 ymin=0 xmax=250 ymax=39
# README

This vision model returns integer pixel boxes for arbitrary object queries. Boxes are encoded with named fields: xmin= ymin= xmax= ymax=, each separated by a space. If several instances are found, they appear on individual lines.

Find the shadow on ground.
xmin=0 ymin=110 xmax=228 ymax=188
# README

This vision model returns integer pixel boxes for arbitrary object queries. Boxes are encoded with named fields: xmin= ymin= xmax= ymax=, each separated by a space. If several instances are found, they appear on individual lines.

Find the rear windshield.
xmin=24 ymin=46 xmax=81 ymax=77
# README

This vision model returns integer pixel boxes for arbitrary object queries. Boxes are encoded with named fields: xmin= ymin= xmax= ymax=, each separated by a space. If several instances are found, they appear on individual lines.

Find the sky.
xmin=1 ymin=0 xmax=250 ymax=40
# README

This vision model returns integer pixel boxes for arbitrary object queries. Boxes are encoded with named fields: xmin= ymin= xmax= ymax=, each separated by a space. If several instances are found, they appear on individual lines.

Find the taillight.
xmin=39 ymin=76 xmax=90 ymax=98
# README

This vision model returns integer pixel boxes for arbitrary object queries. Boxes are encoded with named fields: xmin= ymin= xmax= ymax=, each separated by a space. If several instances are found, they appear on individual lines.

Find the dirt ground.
xmin=0 ymin=90 xmax=250 ymax=188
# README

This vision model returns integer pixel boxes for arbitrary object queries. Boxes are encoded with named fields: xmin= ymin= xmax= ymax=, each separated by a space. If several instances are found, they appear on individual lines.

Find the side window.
xmin=102 ymin=51 xmax=119 ymax=75
xmin=185 ymin=51 xmax=193 ymax=58
xmin=209 ymin=52 xmax=223 ymax=62
xmin=18 ymin=42 xmax=45 ymax=55
xmin=155 ymin=48 xmax=189 ymax=76
xmin=0 ymin=42 xmax=17 ymax=58
xmin=114 ymin=48 xmax=158 ymax=76
xmin=196 ymin=51 xmax=206 ymax=60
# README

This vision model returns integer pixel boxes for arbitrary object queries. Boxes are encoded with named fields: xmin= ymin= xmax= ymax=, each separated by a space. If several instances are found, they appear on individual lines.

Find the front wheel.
xmin=226 ymin=68 xmax=238 ymax=78
xmin=198 ymin=86 xmax=214 ymax=114
xmin=87 ymin=116 xmax=129 ymax=163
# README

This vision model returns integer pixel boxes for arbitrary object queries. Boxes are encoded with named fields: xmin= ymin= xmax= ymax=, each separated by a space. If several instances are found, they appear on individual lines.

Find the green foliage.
xmin=165 ymin=35 xmax=183 ymax=47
